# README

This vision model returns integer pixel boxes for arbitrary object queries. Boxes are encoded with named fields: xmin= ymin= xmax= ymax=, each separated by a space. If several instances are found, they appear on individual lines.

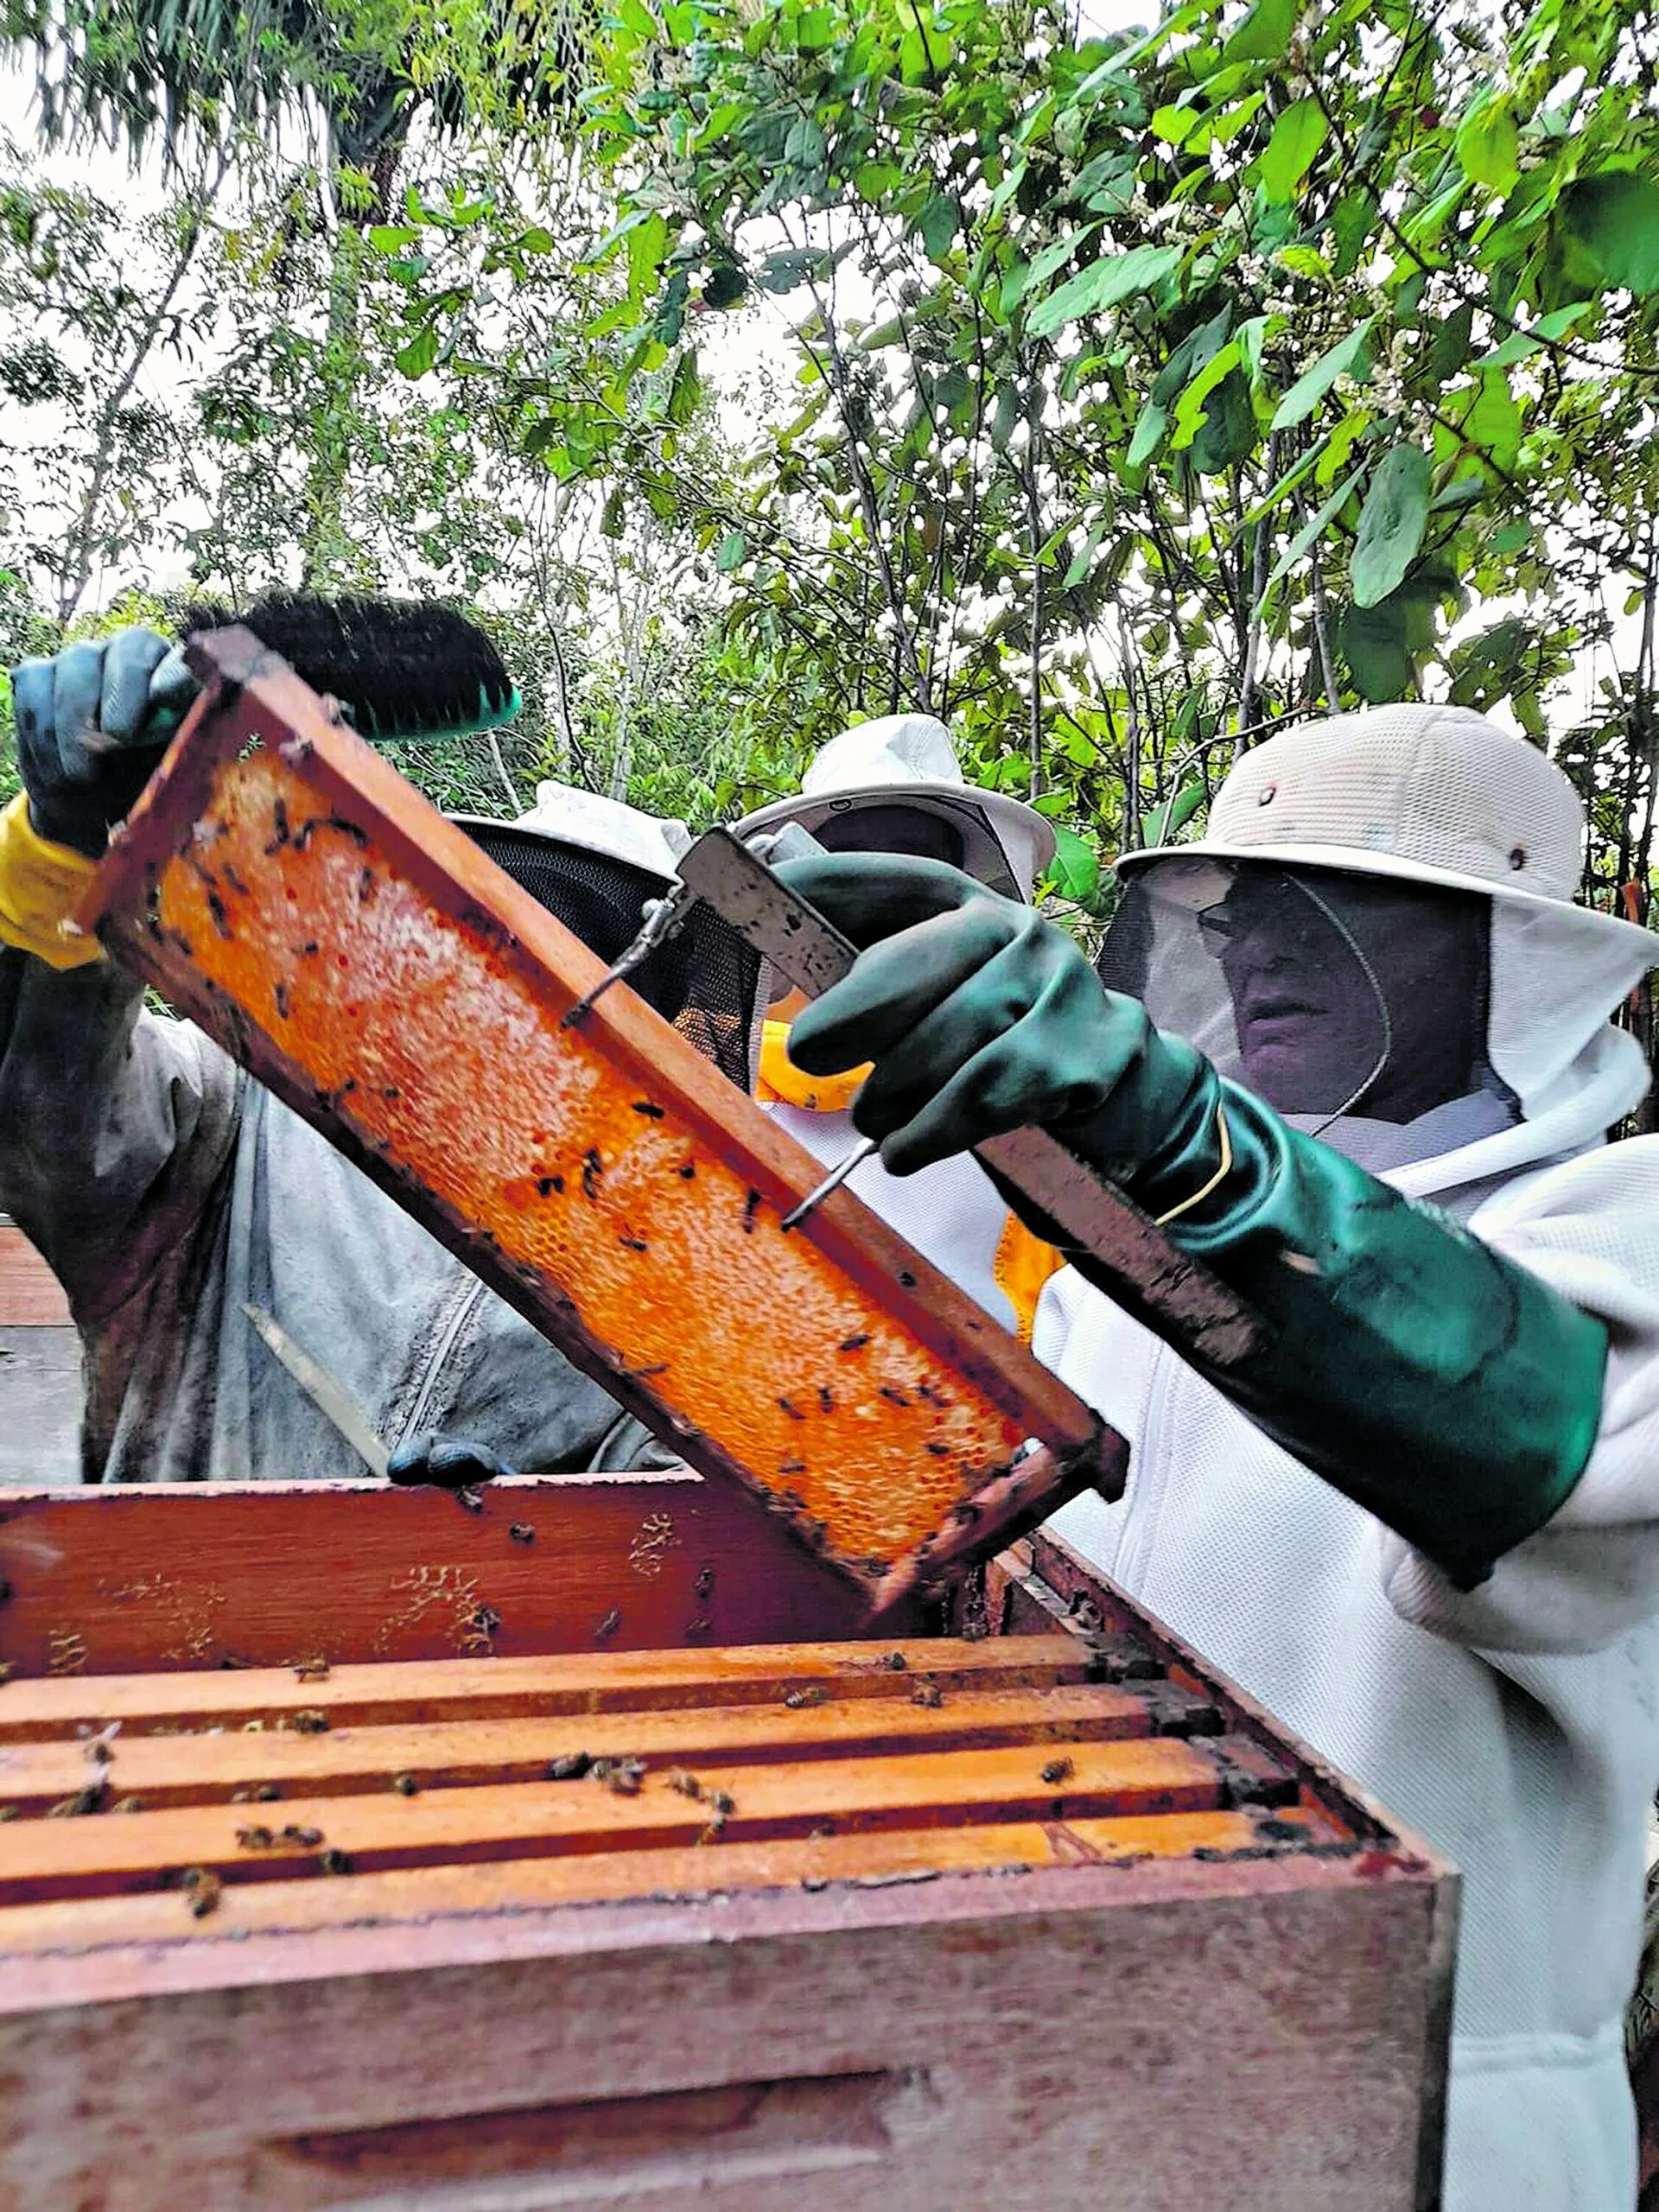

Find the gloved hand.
xmin=9 ymin=628 xmax=194 ymax=856
xmin=780 ymin=851 xmax=1609 ymax=1589
xmin=387 ymin=1432 xmax=516 ymax=1491
xmin=782 ymin=852 xmax=1225 ymax=1213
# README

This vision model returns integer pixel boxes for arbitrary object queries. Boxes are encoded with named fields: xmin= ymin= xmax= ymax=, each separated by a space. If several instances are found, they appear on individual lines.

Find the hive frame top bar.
xmin=82 ymin=628 xmax=1121 ymax=1610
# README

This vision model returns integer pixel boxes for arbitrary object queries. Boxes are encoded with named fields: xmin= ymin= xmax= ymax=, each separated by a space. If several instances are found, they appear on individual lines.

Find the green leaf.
xmin=715 ymin=529 xmax=747 ymax=572
xmin=395 ymin=325 xmax=440 ymax=379
xmin=627 ymin=212 xmax=668 ymax=300
xmin=1268 ymin=318 xmax=1374 ymax=433
xmin=1048 ymin=822 xmax=1101 ymax=902
xmin=1025 ymin=226 xmax=1100 ymax=293
xmin=1339 ymin=595 xmax=1414 ymax=703
xmin=1152 ymin=306 xmax=1231 ymax=405
xmin=702 ymin=264 xmax=748 ymax=309
xmin=1455 ymin=99 xmax=1520 ymax=194
xmin=1062 ymin=520 xmax=1109 ymax=588
xmin=918 ymin=193 xmax=957 ymax=263
xmin=1255 ymin=461 xmax=1368 ymax=609
xmin=1223 ymin=0 xmax=1296 ymax=67
xmin=990 ymin=379 xmax=1022 ymax=453
xmin=617 ymin=0 xmax=655 ymax=35
xmin=368 ymin=225 xmax=420 ymax=253
xmin=1475 ymin=302 xmax=1590 ymax=369
xmin=757 ymin=247 xmax=827 ymax=293
xmin=1351 ymin=444 xmax=1431 ymax=608
xmin=1170 ymin=340 xmax=1242 ymax=451
xmin=1457 ymin=369 xmax=1523 ymax=474
xmin=1190 ymin=372 xmax=1258 ymax=475
xmin=1126 ymin=397 xmax=1168 ymax=467
xmin=1236 ymin=313 xmax=1272 ymax=391
xmin=1257 ymin=99 xmax=1327 ymax=204
xmin=1424 ymin=301 xmax=1475 ymax=387
xmin=1242 ymin=430 xmax=1332 ymax=524
xmin=665 ymin=348 xmax=702 ymax=427
xmin=1027 ymin=244 xmax=1183 ymax=336
xmin=1143 ymin=781 xmax=1206 ymax=846
xmin=1149 ymin=103 xmax=1199 ymax=146
xmin=1556 ymin=173 xmax=1659 ymax=296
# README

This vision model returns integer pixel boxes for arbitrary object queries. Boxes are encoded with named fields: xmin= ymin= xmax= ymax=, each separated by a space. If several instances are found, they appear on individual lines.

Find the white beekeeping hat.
xmin=1111 ymin=704 xmax=1657 ymax=1132
xmin=735 ymin=714 xmax=1056 ymax=900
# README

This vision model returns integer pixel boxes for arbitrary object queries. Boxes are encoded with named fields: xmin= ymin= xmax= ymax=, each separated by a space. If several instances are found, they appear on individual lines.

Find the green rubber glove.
xmin=781 ymin=852 xmax=1609 ymax=1590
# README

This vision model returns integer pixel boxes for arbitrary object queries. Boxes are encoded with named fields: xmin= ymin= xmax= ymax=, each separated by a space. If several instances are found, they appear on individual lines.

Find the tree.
xmin=4 ymin=0 xmax=598 ymax=582
xmin=375 ymin=0 xmax=1659 ymax=916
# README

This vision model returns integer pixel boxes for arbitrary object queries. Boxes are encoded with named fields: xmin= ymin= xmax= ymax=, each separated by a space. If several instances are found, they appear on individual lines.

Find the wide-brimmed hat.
xmin=734 ymin=715 xmax=1056 ymax=900
xmin=1118 ymin=703 xmax=1656 ymax=967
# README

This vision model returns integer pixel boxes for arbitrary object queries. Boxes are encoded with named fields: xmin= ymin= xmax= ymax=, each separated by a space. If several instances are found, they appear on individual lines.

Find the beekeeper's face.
xmin=1198 ymin=864 xmax=1487 ymax=1122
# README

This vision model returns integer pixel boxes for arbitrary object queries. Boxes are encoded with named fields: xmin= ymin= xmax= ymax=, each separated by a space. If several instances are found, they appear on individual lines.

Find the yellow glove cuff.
xmin=0 ymin=792 xmax=105 ymax=970
xmin=755 ymin=1018 xmax=871 ymax=1112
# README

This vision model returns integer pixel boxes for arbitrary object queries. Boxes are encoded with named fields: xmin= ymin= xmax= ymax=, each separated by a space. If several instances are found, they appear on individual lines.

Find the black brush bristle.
xmin=181 ymin=594 xmax=518 ymax=742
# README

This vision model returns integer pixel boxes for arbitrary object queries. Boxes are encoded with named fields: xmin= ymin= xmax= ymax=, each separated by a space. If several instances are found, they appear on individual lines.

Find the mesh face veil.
xmin=461 ymin=822 xmax=763 ymax=1091
xmin=1097 ymin=858 xmax=1503 ymax=1131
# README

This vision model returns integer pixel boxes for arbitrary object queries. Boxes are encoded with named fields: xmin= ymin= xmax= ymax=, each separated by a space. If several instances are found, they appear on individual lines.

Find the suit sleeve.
xmin=1378 ymin=1137 xmax=1659 ymax=1655
xmin=0 ymin=948 xmax=240 ymax=1324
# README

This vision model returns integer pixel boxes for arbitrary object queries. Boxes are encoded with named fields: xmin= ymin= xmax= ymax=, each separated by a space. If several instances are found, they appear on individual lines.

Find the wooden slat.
xmin=0 ymin=1681 xmax=1218 ymax=1813
xmin=0 ymin=1474 xmax=899 ymax=1679
xmin=86 ymin=630 xmax=1113 ymax=1603
xmin=0 ymin=1737 xmax=1268 ymax=1902
xmin=0 ymin=1227 xmax=71 ymax=1328
xmin=0 ymin=1807 xmax=1345 ymax=1961
xmin=0 ymin=1635 xmax=1091 ymax=1743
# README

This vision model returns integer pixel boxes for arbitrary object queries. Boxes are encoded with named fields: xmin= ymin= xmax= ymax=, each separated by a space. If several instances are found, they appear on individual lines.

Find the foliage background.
xmin=1 ymin=0 xmax=1656 ymax=938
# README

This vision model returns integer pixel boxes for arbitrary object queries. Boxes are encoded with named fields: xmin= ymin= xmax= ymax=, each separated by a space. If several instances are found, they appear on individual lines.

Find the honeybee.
xmin=181 ymin=1868 xmax=222 ymax=1919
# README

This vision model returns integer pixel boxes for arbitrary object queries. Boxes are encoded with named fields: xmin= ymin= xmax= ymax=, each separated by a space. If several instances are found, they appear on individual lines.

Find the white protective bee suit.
xmin=1039 ymin=707 xmax=1659 ymax=2211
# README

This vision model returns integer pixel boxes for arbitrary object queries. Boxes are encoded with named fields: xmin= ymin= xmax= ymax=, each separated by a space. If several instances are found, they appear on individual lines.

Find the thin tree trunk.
xmin=1024 ymin=385 xmax=1046 ymax=799
xmin=1311 ymin=548 xmax=1340 ymax=710
xmin=299 ymin=216 xmax=367 ymax=591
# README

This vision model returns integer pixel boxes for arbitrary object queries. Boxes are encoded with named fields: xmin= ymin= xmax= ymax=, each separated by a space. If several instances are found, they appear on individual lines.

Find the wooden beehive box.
xmin=0 ymin=1484 xmax=1456 ymax=2211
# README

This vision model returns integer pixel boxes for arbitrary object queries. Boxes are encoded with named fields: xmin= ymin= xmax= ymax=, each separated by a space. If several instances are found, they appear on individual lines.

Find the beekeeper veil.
xmin=1097 ymin=706 xmax=1659 ymax=1190
xmin=454 ymin=785 xmax=763 ymax=1090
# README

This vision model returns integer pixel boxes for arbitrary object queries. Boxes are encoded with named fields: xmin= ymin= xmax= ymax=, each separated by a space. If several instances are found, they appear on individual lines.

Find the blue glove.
xmin=9 ymin=629 xmax=195 ymax=856
xmin=386 ymin=1432 xmax=516 ymax=1491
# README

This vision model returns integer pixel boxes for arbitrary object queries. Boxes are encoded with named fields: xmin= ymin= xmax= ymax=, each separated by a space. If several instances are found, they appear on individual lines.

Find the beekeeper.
xmin=737 ymin=714 xmax=1064 ymax=1343
xmin=775 ymin=704 xmax=1659 ymax=2212
xmin=0 ymin=629 xmax=760 ymax=1484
